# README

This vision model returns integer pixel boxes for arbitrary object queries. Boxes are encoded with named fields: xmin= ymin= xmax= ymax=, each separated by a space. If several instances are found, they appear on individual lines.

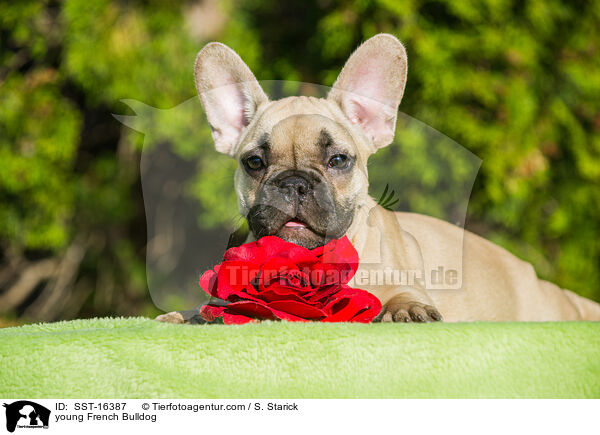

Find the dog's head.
xmin=194 ymin=34 xmax=407 ymax=249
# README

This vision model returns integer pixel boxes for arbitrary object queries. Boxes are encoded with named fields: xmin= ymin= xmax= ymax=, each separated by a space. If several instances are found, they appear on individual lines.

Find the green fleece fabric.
xmin=0 ymin=317 xmax=598 ymax=398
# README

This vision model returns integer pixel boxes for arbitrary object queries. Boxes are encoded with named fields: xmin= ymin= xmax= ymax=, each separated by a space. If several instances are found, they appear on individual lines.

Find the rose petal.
xmin=307 ymin=283 xmax=342 ymax=304
xmin=278 ymin=247 xmax=320 ymax=267
xmin=262 ymin=237 xmax=319 ymax=266
xmin=262 ymin=281 xmax=314 ymax=297
xmin=216 ymin=260 xmax=262 ymax=300
xmin=310 ymin=236 xmax=342 ymax=257
xmin=308 ymin=263 xmax=343 ymax=287
xmin=311 ymin=236 xmax=359 ymax=284
xmin=259 ymin=287 xmax=313 ymax=305
xmin=199 ymin=267 xmax=219 ymax=298
xmin=258 ymin=236 xmax=318 ymax=264
xmin=322 ymin=286 xmax=382 ymax=322
xmin=227 ymin=300 xmax=308 ymax=322
xmin=347 ymin=300 xmax=382 ymax=323
xmin=259 ymin=257 xmax=300 ymax=290
xmin=222 ymin=312 xmax=256 ymax=324
xmin=200 ymin=304 xmax=258 ymax=324
xmin=282 ymin=269 xmax=311 ymax=289
xmin=199 ymin=304 xmax=226 ymax=322
xmin=267 ymin=300 xmax=327 ymax=320
xmin=224 ymin=236 xmax=291 ymax=263
xmin=257 ymin=236 xmax=305 ymax=257
xmin=349 ymin=304 xmax=382 ymax=323
xmin=226 ymin=300 xmax=279 ymax=320
xmin=223 ymin=239 xmax=270 ymax=263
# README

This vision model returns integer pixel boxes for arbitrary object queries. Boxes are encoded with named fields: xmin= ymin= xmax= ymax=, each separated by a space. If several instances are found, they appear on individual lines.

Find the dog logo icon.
xmin=3 ymin=401 xmax=50 ymax=433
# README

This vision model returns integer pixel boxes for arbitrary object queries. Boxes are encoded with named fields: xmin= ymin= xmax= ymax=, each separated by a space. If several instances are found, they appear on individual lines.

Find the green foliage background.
xmin=1 ymin=0 xmax=599 ymax=322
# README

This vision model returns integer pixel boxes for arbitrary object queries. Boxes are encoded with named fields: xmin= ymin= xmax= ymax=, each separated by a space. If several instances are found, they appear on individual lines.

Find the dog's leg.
xmin=374 ymin=291 xmax=443 ymax=322
xmin=355 ymin=202 xmax=443 ymax=323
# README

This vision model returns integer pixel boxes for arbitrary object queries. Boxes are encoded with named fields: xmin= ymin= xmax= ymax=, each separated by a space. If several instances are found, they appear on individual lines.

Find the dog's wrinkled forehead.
xmin=237 ymin=96 xmax=365 ymax=163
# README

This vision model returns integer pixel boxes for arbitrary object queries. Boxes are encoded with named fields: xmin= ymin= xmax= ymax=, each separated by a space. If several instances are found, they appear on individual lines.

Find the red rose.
xmin=199 ymin=236 xmax=381 ymax=324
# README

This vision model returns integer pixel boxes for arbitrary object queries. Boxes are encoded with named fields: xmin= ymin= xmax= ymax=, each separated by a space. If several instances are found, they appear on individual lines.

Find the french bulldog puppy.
xmin=157 ymin=34 xmax=600 ymax=324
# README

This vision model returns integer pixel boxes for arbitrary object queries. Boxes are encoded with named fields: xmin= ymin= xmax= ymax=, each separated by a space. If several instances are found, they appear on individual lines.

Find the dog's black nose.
xmin=278 ymin=175 xmax=311 ymax=198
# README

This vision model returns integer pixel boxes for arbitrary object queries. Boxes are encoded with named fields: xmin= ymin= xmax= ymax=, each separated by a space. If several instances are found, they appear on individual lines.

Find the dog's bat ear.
xmin=328 ymin=34 xmax=407 ymax=151
xmin=194 ymin=42 xmax=268 ymax=156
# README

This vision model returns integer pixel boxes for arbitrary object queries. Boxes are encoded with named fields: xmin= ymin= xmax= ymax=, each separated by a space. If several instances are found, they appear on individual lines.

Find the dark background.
xmin=1 ymin=0 xmax=599 ymax=325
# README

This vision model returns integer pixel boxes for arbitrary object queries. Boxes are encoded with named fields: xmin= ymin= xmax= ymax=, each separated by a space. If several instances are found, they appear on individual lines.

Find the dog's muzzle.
xmin=277 ymin=174 xmax=312 ymax=203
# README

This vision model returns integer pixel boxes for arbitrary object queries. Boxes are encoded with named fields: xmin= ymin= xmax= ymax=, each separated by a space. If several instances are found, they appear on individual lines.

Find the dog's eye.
xmin=245 ymin=156 xmax=265 ymax=171
xmin=328 ymin=154 xmax=350 ymax=169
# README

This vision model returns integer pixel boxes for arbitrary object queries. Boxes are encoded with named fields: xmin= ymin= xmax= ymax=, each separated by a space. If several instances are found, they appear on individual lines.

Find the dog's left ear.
xmin=328 ymin=34 xmax=407 ymax=150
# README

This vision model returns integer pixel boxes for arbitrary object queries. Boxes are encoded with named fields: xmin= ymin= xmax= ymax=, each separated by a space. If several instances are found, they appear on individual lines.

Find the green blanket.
xmin=0 ymin=318 xmax=598 ymax=398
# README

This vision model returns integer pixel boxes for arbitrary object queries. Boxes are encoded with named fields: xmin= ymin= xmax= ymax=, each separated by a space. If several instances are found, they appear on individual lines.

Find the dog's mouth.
xmin=278 ymin=217 xmax=317 ymax=236
xmin=246 ymin=199 xmax=347 ymax=250
xmin=275 ymin=216 xmax=328 ymax=249
xmin=283 ymin=218 xmax=307 ymax=228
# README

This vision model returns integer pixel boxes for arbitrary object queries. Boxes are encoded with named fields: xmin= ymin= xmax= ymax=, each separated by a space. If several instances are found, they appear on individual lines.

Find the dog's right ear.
xmin=194 ymin=43 xmax=268 ymax=156
xmin=328 ymin=34 xmax=407 ymax=151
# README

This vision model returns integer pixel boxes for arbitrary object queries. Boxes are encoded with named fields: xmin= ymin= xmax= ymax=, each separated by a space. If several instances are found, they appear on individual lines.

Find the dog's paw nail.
xmin=382 ymin=311 xmax=393 ymax=322
xmin=382 ymin=298 xmax=442 ymax=323
xmin=392 ymin=309 xmax=410 ymax=323
xmin=428 ymin=310 xmax=443 ymax=321
xmin=409 ymin=306 xmax=429 ymax=322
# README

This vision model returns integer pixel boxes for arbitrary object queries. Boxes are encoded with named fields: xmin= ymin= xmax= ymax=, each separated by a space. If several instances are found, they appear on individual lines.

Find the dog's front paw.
xmin=155 ymin=311 xmax=185 ymax=324
xmin=376 ymin=298 xmax=443 ymax=323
